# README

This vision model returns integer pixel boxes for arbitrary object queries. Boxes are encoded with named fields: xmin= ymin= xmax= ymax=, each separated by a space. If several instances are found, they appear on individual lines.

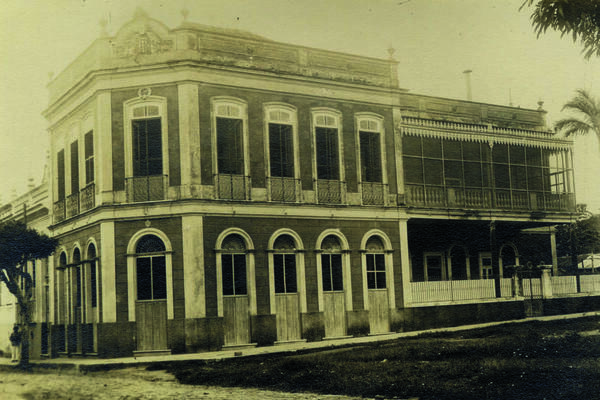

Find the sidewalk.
xmin=2 ymin=310 xmax=599 ymax=371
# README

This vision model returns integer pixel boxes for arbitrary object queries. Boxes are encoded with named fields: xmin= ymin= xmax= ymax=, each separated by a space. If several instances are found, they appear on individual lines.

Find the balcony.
xmin=405 ymin=185 xmax=575 ymax=212
xmin=317 ymin=179 xmax=345 ymax=204
xmin=53 ymin=199 xmax=66 ymax=223
xmin=125 ymin=175 xmax=168 ymax=202
xmin=215 ymin=174 xmax=250 ymax=200
xmin=268 ymin=177 xmax=300 ymax=202
xmin=65 ymin=192 xmax=80 ymax=219
xmin=361 ymin=182 xmax=387 ymax=206
xmin=80 ymin=183 xmax=95 ymax=212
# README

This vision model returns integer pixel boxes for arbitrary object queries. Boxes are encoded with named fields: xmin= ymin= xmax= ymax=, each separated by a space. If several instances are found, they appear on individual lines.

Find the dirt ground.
xmin=0 ymin=367 xmax=365 ymax=400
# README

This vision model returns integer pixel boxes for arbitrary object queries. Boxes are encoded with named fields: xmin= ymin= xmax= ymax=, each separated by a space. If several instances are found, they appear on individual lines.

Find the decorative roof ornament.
xmin=181 ymin=8 xmax=190 ymax=22
xmin=387 ymin=46 xmax=396 ymax=60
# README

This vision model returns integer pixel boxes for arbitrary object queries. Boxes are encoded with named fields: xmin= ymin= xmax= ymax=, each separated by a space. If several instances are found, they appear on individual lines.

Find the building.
xmin=24 ymin=8 xmax=598 ymax=358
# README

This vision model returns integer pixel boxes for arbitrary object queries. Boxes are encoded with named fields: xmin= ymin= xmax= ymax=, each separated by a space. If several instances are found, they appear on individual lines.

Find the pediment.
xmin=111 ymin=8 xmax=174 ymax=58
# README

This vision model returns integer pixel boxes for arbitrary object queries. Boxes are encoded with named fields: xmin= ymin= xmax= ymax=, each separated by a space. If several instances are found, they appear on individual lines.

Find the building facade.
xmin=27 ymin=9 xmax=595 ymax=358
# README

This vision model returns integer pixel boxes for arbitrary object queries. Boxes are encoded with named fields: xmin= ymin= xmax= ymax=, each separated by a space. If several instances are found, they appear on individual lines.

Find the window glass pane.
xmin=217 ymin=117 xmax=244 ymax=174
xmin=75 ymin=266 xmax=82 ymax=307
xmin=462 ymin=142 xmax=481 ymax=161
xmin=366 ymin=254 xmax=375 ymax=271
xmin=511 ymin=166 xmax=527 ymax=190
xmin=376 ymin=272 xmax=387 ymax=289
xmin=133 ymin=118 xmax=162 ymax=177
xmin=152 ymin=256 xmax=167 ymax=300
xmin=71 ymin=140 xmax=79 ymax=193
xmin=510 ymin=146 xmax=526 ymax=165
xmin=233 ymin=254 xmax=247 ymax=295
xmin=331 ymin=254 xmax=343 ymax=291
xmin=90 ymin=259 xmax=97 ymax=307
xmin=367 ymin=271 xmax=376 ymax=289
xmin=316 ymin=127 xmax=339 ymax=180
xmin=527 ymin=167 xmax=543 ymax=191
xmin=136 ymin=257 xmax=152 ymax=300
xmin=274 ymin=254 xmax=285 ymax=293
xmin=321 ymin=254 xmax=332 ymax=292
xmin=424 ymin=159 xmax=443 ymax=185
xmin=427 ymin=256 xmax=442 ymax=281
xmin=444 ymin=160 xmax=463 ymax=187
xmin=422 ymin=137 xmax=442 ymax=158
xmin=493 ymin=144 xmax=509 ymax=163
xmin=526 ymin=147 xmax=542 ymax=167
xmin=222 ymin=254 xmax=234 ymax=296
xmin=443 ymin=140 xmax=462 ymax=160
xmin=269 ymin=124 xmax=294 ymax=177
xmin=375 ymin=254 xmax=386 ymax=272
xmin=494 ymin=164 xmax=510 ymax=189
xmin=403 ymin=157 xmax=423 ymax=184
xmin=57 ymin=150 xmax=65 ymax=200
xmin=402 ymin=136 xmax=422 ymax=156
xmin=285 ymin=254 xmax=297 ymax=293
xmin=464 ymin=162 xmax=482 ymax=187
xmin=360 ymin=131 xmax=382 ymax=182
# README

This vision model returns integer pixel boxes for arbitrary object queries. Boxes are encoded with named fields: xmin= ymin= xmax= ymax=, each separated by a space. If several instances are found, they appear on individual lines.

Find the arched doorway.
xmin=269 ymin=233 xmax=304 ymax=342
xmin=499 ymin=243 xmax=520 ymax=279
xmin=69 ymin=247 xmax=82 ymax=354
xmin=448 ymin=244 xmax=470 ymax=280
xmin=317 ymin=233 xmax=351 ymax=338
xmin=362 ymin=232 xmax=395 ymax=334
xmin=132 ymin=234 xmax=169 ymax=352
xmin=218 ymin=233 xmax=250 ymax=346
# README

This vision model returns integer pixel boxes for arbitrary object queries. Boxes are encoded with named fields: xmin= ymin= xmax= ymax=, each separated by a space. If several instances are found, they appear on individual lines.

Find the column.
xmin=100 ymin=221 xmax=116 ymax=323
xmin=178 ymin=83 xmax=200 ymax=197
xmin=399 ymin=219 xmax=412 ymax=307
xmin=182 ymin=215 xmax=205 ymax=318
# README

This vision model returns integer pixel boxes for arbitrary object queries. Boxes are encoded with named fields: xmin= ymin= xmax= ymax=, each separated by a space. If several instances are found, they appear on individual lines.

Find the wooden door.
xmin=223 ymin=295 xmax=251 ymax=346
xmin=136 ymin=300 xmax=168 ymax=351
xmin=368 ymin=290 xmax=390 ymax=334
xmin=275 ymin=293 xmax=301 ymax=342
xmin=323 ymin=292 xmax=346 ymax=338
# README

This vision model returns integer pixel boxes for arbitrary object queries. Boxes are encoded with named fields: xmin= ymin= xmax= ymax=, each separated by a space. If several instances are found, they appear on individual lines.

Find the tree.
xmin=555 ymin=209 xmax=600 ymax=273
xmin=0 ymin=221 xmax=57 ymax=367
xmin=521 ymin=1 xmax=600 ymax=59
xmin=553 ymin=89 xmax=600 ymax=152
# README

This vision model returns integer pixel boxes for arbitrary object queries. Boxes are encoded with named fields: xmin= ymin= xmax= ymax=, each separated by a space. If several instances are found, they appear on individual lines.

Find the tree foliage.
xmin=0 ymin=221 xmax=57 ymax=366
xmin=521 ymin=0 xmax=600 ymax=59
xmin=554 ymin=89 xmax=600 ymax=151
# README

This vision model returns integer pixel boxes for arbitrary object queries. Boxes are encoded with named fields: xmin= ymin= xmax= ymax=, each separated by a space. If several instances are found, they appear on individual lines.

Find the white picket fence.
xmin=550 ymin=276 xmax=578 ymax=296
xmin=580 ymin=275 xmax=600 ymax=294
xmin=410 ymin=279 xmax=496 ymax=303
xmin=522 ymin=278 xmax=542 ymax=297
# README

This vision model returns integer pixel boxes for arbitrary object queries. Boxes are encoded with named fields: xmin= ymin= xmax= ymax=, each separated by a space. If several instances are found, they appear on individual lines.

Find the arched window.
xmin=365 ymin=236 xmax=386 ymax=289
xmin=135 ymin=235 xmax=167 ymax=301
xmin=72 ymin=248 xmax=82 ymax=309
xmin=220 ymin=234 xmax=248 ymax=296
xmin=321 ymin=235 xmax=343 ymax=292
xmin=87 ymin=243 xmax=98 ymax=308
xmin=273 ymin=235 xmax=297 ymax=294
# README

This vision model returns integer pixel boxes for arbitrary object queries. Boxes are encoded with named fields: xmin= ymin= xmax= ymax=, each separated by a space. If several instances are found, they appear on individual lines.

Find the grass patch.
xmin=165 ymin=316 xmax=600 ymax=399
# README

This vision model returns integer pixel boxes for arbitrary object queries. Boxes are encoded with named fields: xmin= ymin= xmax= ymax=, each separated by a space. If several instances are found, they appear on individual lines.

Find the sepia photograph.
xmin=1 ymin=0 xmax=600 ymax=398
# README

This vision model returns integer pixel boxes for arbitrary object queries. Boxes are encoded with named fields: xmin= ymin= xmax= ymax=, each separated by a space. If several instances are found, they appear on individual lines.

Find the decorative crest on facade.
xmin=138 ymin=87 xmax=152 ymax=99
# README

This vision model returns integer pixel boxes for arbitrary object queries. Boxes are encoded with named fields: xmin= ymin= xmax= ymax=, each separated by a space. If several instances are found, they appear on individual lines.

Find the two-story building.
xmin=31 ymin=9 xmax=595 ymax=359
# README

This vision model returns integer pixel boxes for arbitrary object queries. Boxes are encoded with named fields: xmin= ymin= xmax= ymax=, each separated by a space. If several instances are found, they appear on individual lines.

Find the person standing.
xmin=9 ymin=325 xmax=22 ymax=363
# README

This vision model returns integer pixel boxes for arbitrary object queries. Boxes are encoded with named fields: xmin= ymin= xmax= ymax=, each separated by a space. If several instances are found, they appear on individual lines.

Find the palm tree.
xmin=555 ymin=89 xmax=600 ymax=153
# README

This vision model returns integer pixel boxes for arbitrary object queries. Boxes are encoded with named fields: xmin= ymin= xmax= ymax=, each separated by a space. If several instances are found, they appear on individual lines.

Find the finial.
xmin=99 ymin=17 xmax=108 ymax=36
xmin=537 ymin=100 xmax=545 ymax=110
xmin=181 ymin=8 xmax=190 ymax=22
xmin=387 ymin=46 xmax=396 ymax=60
xmin=27 ymin=177 xmax=35 ymax=191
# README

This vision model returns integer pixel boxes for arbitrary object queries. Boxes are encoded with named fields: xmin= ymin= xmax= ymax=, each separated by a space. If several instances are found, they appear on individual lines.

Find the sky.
xmin=1 ymin=0 xmax=599 ymax=210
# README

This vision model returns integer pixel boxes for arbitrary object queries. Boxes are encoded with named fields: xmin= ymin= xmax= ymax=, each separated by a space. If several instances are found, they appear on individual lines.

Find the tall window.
xmin=321 ymin=235 xmax=343 ymax=292
xmin=273 ymin=235 xmax=297 ymax=294
xmin=269 ymin=124 xmax=294 ymax=178
xmin=72 ymin=248 xmax=82 ymax=308
xmin=57 ymin=150 xmax=65 ymax=200
xmin=133 ymin=117 xmax=162 ymax=177
xmin=84 ymin=131 xmax=94 ymax=185
xmin=88 ymin=243 xmax=97 ymax=308
xmin=365 ymin=236 xmax=386 ymax=289
xmin=358 ymin=119 xmax=383 ymax=183
xmin=135 ymin=235 xmax=167 ymax=301
xmin=70 ymin=141 xmax=79 ymax=194
xmin=315 ymin=114 xmax=340 ymax=180
xmin=214 ymin=101 xmax=246 ymax=176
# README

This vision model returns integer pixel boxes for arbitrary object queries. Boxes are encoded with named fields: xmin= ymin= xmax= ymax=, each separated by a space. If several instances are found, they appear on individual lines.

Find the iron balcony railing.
xmin=360 ymin=181 xmax=387 ymax=206
xmin=53 ymin=199 xmax=66 ymax=223
xmin=79 ymin=183 xmax=95 ymax=212
xmin=405 ymin=184 xmax=575 ymax=212
xmin=215 ymin=174 xmax=251 ymax=200
xmin=268 ymin=176 xmax=300 ymax=202
xmin=125 ymin=175 xmax=168 ymax=202
xmin=65 ymin=192 xmax=80 ymax=219
xmin=316 ymin=179 xmax=346 ymax=204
